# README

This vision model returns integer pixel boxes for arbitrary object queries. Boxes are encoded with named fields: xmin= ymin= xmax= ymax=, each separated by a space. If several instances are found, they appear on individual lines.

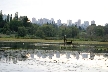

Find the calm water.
xmin=0 ymin=42 xmax=108 ymax=72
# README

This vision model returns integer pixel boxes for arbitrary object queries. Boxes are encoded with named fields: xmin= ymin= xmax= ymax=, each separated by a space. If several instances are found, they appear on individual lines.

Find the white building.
xmin=84 ymin=21 xmax=89 ymax=29
xmin=36 ymin=18 xmax=55 ymax=24
xmin=75 ymin=22 xmax=78 ymax=26
xmin=32 ymin=17 xmax=37 ymax=24
xmin=51 ymin=18 xmax=55 ymax=24
xmin=80 ymin=21 xmax=89 ymax=30
xmin=0 ymin=10 xmax=2 ymax=15
xmin=48 ymin=19 xmax=51 ymax=24
xmin=77 ymin=19 xmax=81 ymax=27
xmin=67 ymin=20 xmax=72 ymax=26
xmin=39 ymin=18 xmax=43 ymax=25
xmin=3 ymin=14 xmax=7 ymax=21
xmin=84 ymin=21 xmax=89 ymax=26
xmin=57 ymin=19 xmax=61 ymax=26
xmin=91 ymin=20 xmax=95 ymax=24
xmin=43 ymin=18 xmax=48 ymax=24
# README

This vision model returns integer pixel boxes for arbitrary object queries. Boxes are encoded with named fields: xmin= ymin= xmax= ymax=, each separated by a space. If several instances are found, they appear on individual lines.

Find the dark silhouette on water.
xmin=66 ymin=40 xmax=72 ymax=45
xmin=64 ymin=35 xmax=66 ymax=46
xmin=64 ymin=35 xmax=73 ymax=46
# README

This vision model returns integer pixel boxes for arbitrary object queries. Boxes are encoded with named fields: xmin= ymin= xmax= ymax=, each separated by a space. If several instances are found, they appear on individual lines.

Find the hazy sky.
xmin=0 ymin=0 xmax=108 ymax=25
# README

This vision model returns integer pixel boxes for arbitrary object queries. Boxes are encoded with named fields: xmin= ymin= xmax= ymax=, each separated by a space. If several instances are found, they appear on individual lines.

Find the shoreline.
xmin=0 ymin=38 xmax=108 ymax=44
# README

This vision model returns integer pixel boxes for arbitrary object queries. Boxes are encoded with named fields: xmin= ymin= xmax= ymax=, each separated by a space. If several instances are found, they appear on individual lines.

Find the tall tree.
xmin=0 ymin=11 xmax=3 ymax=22
xmin=66 ymin=26 xmax=79 ymax=38
xmin=86 ymin=24 xmax=96 ymax=36
xmin=104 ymin=24 xmax=108 ymax=35
xmin=7 ymin=14 xmax=10 ymax=22
xmin=10 ymin=20 xmax=23 ymax=32
xmin=3 ymin=23 xmax=10 ymax=34
xmin=95 ymin=26 xmax=104 ymax=36
xmin=10 ymin=14 xmax=12 ymax=22
xmin=18 ymin=26 xmax=27 ymax=37
xmin=22 ymin=16 xmax=32 ymax=27
xmin=0 ymin=10 xmax=4 ymax=28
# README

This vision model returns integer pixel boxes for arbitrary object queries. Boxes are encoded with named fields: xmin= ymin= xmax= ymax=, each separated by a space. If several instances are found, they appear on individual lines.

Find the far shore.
xmin=0 ymin=38 xmax=108 ymax=44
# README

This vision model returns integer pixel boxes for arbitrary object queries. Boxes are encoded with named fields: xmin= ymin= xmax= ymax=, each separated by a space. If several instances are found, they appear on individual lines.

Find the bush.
xmin=6 ymin=30 xmax=10 ymax=35
xmin=45 ymin=37 xmax=61 ymax=40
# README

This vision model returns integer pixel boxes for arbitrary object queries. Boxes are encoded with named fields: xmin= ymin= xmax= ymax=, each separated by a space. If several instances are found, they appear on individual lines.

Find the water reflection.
xmin=74 ymin=51 xmax=80 ymax=60
xmin=56 ymin=51 xmax=60 ymax=58
xmin=89 ymin=52 xmax=95 ymax=60
xmin=0 ymin=42 xmax=108 ymax=72
xmin=0 ymin=49 xmax=108 ymax=64
xmin=0 ymin=49 xmax=108 ymax=72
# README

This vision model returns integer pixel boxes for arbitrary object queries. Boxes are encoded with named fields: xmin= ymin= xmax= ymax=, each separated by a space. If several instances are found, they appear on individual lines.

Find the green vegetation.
xmin=0 ymin=11 xmax=108 ymax=42
xmin=0 ymin=38 xmax=108 ymax=45
xmin=0 ymin=38 xmax=63 ymax=42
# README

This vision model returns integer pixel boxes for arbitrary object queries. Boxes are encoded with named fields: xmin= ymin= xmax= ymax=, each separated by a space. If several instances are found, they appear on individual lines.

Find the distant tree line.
xmin=0 ymin=12 xmax=108 ymax=42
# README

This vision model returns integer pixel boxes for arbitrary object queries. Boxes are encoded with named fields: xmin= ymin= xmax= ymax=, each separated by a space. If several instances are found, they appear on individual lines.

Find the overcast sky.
xmin=0 ymin=0 xmax=108 ymax=25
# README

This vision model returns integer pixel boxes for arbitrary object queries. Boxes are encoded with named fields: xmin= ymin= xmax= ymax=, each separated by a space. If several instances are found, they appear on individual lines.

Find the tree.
xmin=86 ymin=24 xmax=96 ymax=40
xmin=66 ymin=26 xmax=79 ymax=38
xmin=58 ymin=25 xmax=67 ymax=37
xmin=35 ymin=24 xmax=58 ymax=38
xmin=10 ymin=20 xmax=23 ymax=32
xmin=7 ymin=14 xmax=10 ymax=22
xmin=36 ymin=29 xmax=45 ymax=38
xmin=18 ymin=27 xmax=27 ymax=37
xmin=0 ymin=13 xmax=3 ymax=22
xmin=0 ymin=11 xmax=5 ymax=29
xmin=3 ymin=23 xmax=10 ymax=34
xmin=10 ymin=14 xmax=12 ymax=22
xmin=104 ymin=24 xmax=108 ymax=35
xmin=41 ymin=24 xmax=57 ymax=37
xmin=22 ymin=16 xmax=32 ymax=27
xmin=95 ymin=26 xmax=104 ymax=36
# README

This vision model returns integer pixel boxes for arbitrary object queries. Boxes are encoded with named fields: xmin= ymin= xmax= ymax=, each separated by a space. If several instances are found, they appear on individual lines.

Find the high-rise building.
xmin=84 ymin=21 xmax=89 ymax=26
xmin=77 ymin=19 xmax=81 ymax=27
xmin=57 ymin=19 xmax=61 ymax=26
xmin=91 ymin=20 xmax=95 ymax=24
xmin=0 ymin=10 xmax=2 ymax=15
xmin=75 ymin=22 xmax=78 ymax=26
xmin=80 ymin=21 xmax=89 ymax=30
xmin=32 ymin=17 xmax=37 ymax=24
xmin=42 ymin=18 xmax=47 ymax=24
xmin=48 ymin=19 xmax=51 ymax=24
xmin=3 ymin=14 xmax=7 ymax=21
xmin=67 ymin=20 xmax=72 ymax=26
xmin=37 ymin=19 xmax=40 ymax=24
xmin=39 ymin=18 xmax=43 ymax=25
xmin=51 ymin=18 xmax=54 ymax=24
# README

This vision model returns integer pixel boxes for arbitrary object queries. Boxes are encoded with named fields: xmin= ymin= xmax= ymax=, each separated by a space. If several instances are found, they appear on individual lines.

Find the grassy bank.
xmin=0 ymin=38 xmax=108 ymax=44
xmin=0 ymin=38 xmax=63 ymax=42
xmin=74 ymin=41 xmax=108 ymax=44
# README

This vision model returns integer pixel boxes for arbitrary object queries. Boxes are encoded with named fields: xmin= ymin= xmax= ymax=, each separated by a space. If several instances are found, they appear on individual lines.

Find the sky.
xmin=0 ymin=0 xmax=108 ymax=26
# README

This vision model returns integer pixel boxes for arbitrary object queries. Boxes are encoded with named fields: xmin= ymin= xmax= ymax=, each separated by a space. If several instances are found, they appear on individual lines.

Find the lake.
xmin=0 ymin=42 xmax=108 ymax=72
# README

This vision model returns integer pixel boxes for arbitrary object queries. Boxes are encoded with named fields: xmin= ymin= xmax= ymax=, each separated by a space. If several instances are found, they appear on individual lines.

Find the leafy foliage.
xmin=18 ymin=27 xmax=26 ymax=37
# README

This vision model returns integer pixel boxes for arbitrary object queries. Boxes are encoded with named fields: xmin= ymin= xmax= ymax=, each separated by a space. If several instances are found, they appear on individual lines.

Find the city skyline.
xmin=31 ymin=17 xmax=90 ymax=29
xmin=2 ymin=11 xmax=91 ymax=25
xmin=0 ymin=0 xmax=108 ymax=26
